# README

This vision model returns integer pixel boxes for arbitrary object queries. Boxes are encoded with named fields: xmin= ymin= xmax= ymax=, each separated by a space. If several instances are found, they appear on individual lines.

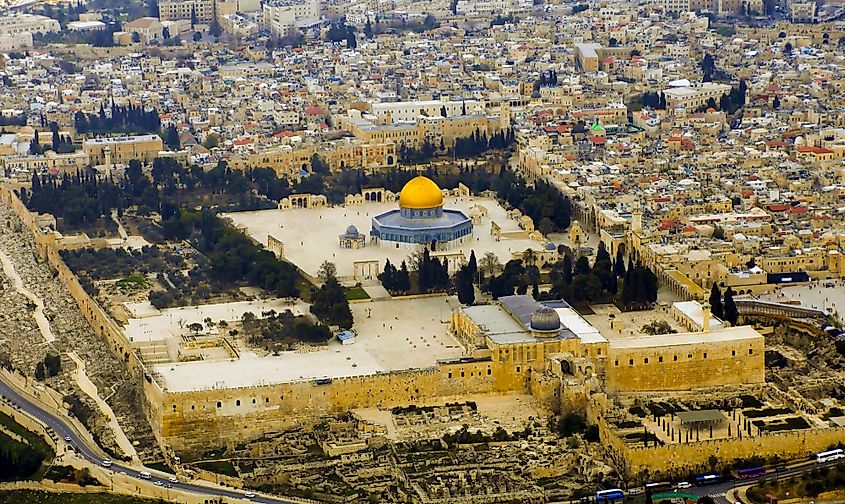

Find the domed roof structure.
xmin=398 ymin=176 xmax=444 ymax=210
xmin=346 ymin=224 xmax=359 ymax=235
xmin=530 ymin=306 xmax=561 ymax=333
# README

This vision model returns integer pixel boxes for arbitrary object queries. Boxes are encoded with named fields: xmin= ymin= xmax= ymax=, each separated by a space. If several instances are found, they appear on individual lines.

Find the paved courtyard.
xmin=759 ymin=280 xmax=845 ymax=321
xmin=222 ymin=196 xmax=549 ymax=280
xmin=124 ymin=298 xmax=307 ymax=342
xmin=150 ymin=296 xmax=466 ymax=392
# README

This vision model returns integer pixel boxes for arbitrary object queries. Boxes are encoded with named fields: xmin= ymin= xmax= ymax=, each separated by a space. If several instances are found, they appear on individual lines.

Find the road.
xmin=0 ymin=377 xmax=297 ymax=504
xmin=649 ymin=458 xmax=845 ymax=504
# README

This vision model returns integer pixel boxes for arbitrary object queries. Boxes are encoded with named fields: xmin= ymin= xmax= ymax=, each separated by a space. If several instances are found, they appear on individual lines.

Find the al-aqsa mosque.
xmin=370 ymin=175 xmax=472 ymax=250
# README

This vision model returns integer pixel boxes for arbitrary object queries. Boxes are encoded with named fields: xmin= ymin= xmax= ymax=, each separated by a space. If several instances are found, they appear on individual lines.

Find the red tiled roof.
xmin=786 ymin=206 xmax=808 ymax=214
xmin=796 ymin=146 xmax=833 ymax=154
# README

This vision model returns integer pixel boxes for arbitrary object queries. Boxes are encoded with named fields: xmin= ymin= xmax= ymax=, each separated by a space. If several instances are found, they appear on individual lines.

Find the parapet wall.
xmin=605 ymin=333 xmax=765 ymax=392
xmin=159 ymin=359 xmax=530 ymax=453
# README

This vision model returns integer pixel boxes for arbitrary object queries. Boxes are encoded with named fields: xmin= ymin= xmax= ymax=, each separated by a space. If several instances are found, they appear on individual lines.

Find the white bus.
xmin=816 ymin=448 xmax=845 ymax=463
xmin=139 ymin=471 xmax=151 ymax=479
xmin=595 ymin=489 xmax=625 ymax=502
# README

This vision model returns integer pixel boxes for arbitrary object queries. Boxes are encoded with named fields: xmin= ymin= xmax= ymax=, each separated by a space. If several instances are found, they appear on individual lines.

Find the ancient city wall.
xmin=159 ymin=359 xmax=530 ymax=453
xmin=0 ymin=185 xmax=166 ymax=448
xmin=605 ymin=334 xmax=765 ymax=392
xmin=590 ymin=392 xmax=845 ymax=480
xmin=601 ymin=416 xmax=845 ymax=479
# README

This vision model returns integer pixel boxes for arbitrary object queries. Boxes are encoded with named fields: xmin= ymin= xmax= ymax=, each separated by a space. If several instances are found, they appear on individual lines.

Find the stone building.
xmin=82 ymin=135 xmax=163 ymax=166
xmin=158 ymin=0 xmax=215 ymax=23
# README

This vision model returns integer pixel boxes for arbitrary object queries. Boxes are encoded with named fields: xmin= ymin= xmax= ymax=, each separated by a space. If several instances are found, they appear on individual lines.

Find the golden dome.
xmin=398 ymin=176 xmax=444 ymax=209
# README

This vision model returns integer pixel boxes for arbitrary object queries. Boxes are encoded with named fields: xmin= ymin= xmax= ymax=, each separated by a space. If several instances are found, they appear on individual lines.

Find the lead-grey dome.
xmin=530 ymin=306 xmax=561 ymax=332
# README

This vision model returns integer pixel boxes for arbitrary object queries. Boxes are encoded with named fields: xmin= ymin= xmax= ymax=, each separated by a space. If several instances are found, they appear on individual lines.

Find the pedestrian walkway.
xmin=111 ymin=209 xmax=128 ymax=240
xmin=0 ymin=250 xmax=56 ymax=343
xmin=67 ymin=351 xmax=139 ymax=463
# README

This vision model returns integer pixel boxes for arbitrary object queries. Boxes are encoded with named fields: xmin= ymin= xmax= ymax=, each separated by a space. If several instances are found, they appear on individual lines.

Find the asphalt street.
xmin=651 ymin=458 xmax=843 ymax=504
xmin=0 ymin=377 xmax=296 ymax=504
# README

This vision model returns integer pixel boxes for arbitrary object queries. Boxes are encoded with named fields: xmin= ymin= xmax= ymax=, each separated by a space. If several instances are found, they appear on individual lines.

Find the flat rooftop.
xmin=674 ymin=300 xmax=725 ymax=331
xmin=223 ymin=196 xmax=548 ymax=280
xmin=83 ymin=134 xmax=160 ymax=145
xmin=462 ymin=297 xmax=600 ymax=346
xmin=149 ymin=296 xmax=465 ymax=392
xmin=608 ymin=325 xmax=762 ymax=350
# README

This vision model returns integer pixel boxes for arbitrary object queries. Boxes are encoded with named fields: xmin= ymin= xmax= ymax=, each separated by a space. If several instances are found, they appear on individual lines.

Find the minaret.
xmin=631 ymin=201 xmax=643 ymax=233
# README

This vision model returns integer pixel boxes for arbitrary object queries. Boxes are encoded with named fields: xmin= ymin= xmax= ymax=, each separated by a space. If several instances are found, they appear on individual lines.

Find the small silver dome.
xmin=346 ymin=225 xmax=359 ymax=235
xmin=530 ymin=307 xmax=561 ymax=333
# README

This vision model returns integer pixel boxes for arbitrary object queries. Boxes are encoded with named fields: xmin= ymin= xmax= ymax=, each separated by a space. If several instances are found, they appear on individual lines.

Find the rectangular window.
xmin=658 ymin=356 xmax=663 ymax=363
xmin=629 ymin=359 xmax=634 ymax=366
xmin=644 ymin=358 xmax=649 ymax=364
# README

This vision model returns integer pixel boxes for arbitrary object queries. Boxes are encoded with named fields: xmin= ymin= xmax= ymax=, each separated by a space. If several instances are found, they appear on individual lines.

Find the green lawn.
xmin=0 ymin=490 xmax=165 ymax=503
xmin=144 ymin=461 xmax=174 ymax=474
xmin=0 ymin=410 xmax=55 ymax=481
xmin=344 ymin=286 xmax=370 ymax=300
xmin=195 ymin=460 xmax=238 ymax=477
xmin=295 ymin=278 xmax=314 ymax=302
xmin=0 ymin=411 xmax=54 ymax=459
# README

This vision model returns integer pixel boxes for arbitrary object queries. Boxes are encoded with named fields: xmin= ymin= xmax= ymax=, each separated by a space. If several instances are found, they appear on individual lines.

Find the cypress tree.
xmin=419 ymin=248 xmax=432 ymax=292
xmin=709 ymin=283 xmax=724 ymax=319
xmin=50 ymin=121 xmax=60 ymax=151
xmin=614 ymin=248 xmax=626 ymax=278
xmin=379 ymin=258 xmax=395 ymax=292
xmin=29 ymin=130 xmax=40 ymax=155
xmin=724 ymin=287 xmax=739 ymax=326
xmin=562 ymin=254 xmax=572 ymax=285
xmin=397 ymin=261 xmax=410 ymax=293
xmin=467 ymin=250 xmax=477 ymax=278
xmin=456 ymin=267 xmax=475 ymax=305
